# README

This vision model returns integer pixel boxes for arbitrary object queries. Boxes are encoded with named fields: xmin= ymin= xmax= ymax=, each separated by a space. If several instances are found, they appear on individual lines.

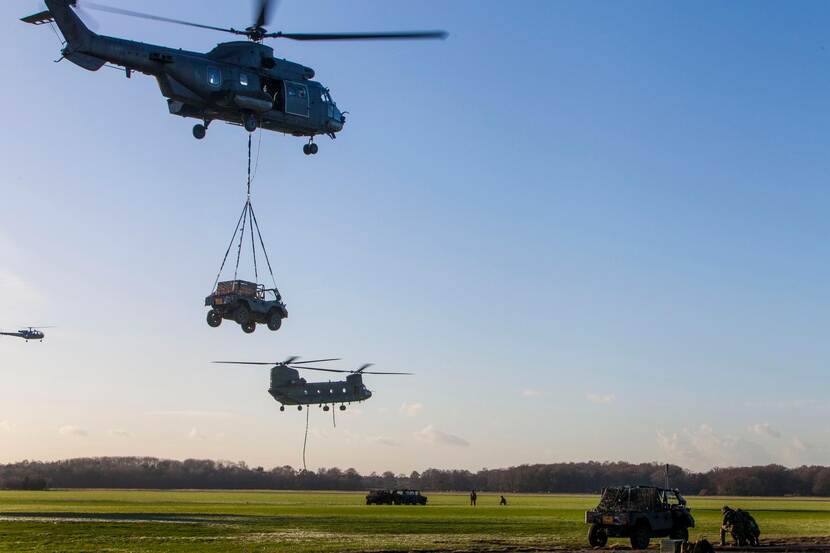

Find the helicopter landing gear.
xmin=297 ymin=405 xmax=303 ymax=411
xmin=303 ymin=139 xmax=319 ymax=156
xmin=192 ymin=124 xmax=206 ymax=140
xmin=279 ymin=405 xmax=285 ymax=412
xmin=323 ymin=405 xmax=330 ymax=412
xmin=243 ymin=113 xmax=258 ymax=133
xmin=339 ymin=404 xmax=346 ymax=411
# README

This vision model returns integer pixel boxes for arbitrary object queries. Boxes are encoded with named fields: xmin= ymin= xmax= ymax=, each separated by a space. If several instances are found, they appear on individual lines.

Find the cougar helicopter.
xmin=22 ymin=0 xmax=447 ymax=155
xmin=213 ymin=357 xmax=412 ymax=412
xmin=0 ymin=326 xmax=53 ymax=342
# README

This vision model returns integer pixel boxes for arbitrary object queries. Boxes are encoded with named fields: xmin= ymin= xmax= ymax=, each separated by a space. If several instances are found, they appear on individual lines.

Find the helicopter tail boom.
xmin=43 ymin=1 xmax=97 ymax=52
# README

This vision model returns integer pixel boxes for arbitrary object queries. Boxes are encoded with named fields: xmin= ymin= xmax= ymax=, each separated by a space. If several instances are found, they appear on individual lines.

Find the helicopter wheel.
xmin=323 ymin=405 xmax=330 ymax=412
xmin=297 ymin=405 xmax=303 ymax=411
xmin=279 ymin=405 xmax=285 ymax=412
xmin=339 ymin=405 xmax=346 ymax=411
xmin=309 ymin=143 xmax=318 ymax=155
xmin=192 ymin=124 xmax=206 ymax=140
xmin=303 ymin=144 xmax=311 ymax=155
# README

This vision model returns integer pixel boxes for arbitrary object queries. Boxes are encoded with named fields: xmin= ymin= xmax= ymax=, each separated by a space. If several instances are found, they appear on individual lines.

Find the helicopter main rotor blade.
xmin=212 ymin=361 xmax=278 ymax=366
xmin=291 ymin=358 xmax=341 ymax=364
xmin=82 ymin=2 xmax=246 ymax=36
xmin=265 ymin=30 xmax=448 ymax=41
xmin=253 ymin=0 xmax=278 ymax=30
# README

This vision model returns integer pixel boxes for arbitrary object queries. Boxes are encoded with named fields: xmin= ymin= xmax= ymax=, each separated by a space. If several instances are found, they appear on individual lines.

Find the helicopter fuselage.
xmin=39 ymin=0 xmax=346 ymax=145
xmin=268 ymin=366 xmax=372 ymax=406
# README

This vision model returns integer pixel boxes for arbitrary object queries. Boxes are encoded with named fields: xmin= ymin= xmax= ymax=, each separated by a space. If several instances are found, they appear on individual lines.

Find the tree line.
xmin=2 ymin=458 xmax=830 ymax=496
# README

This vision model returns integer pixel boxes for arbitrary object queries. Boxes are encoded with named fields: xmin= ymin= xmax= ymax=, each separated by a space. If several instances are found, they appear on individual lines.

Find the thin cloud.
xmin=187 ymin=427 xmax=207 ymax=440
xmin=657 ymin=424 xmax=770 ymax=471
xmin=59 ymin=425 xmax=88 ymax=437
xmin=748 ymin=423 xmax=781 ymax=439
xmin=399 ymin=402 xmax=423 ymax=417
xmin=414 ymin=425 xmax=470 ymax=447
xmin=108 ymin=429 xmax=132 ymax=438
xmin=587 ymin=393 xmax=615 ymax=404
xmin=146 ymin=410 xmax=234 ymax=418
xmin=371 ymin=436 xmax=401 ymax=447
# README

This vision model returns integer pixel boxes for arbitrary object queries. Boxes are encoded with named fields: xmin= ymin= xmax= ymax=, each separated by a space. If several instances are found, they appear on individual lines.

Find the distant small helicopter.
xmin=23 ymin=0 xmax=447 ymax=155
xmin=213 ymin=357 xmax=411 ymax=411
xmin=0 ymin=326 xmax=53 ymax=342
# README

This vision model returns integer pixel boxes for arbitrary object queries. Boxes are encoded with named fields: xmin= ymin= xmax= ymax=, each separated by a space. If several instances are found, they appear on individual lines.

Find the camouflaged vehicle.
xmin=585 ymin=486 xmax=695 ymax=549
xmin=365 ymin=489 xmax=427 ymax=505
xmin=205 ymin=280 xmax=287 ymax=334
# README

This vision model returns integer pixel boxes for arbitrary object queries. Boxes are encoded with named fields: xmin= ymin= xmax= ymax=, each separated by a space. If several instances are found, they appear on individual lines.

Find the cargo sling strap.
xmin=211 ymin=134 xmax=280 ymax=294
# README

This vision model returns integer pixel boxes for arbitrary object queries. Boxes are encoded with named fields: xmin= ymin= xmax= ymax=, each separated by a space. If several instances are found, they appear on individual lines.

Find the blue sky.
xmin=1 ymin=0 xmax=828 ymax=473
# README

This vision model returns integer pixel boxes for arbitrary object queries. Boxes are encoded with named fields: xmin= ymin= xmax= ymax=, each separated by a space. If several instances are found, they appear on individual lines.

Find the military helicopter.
xmin=22 ymin=0 xmax=447 ymax=155
xmin=0 ymin=326 xmax=53 ymax=342
xmin=213 ymin=357 xmax=411 ymax=411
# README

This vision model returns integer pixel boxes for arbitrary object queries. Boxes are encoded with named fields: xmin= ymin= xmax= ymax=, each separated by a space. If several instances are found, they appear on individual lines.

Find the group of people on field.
xmin=468 ymin=490 xmax=508 ymax=506
xmin=720 ymin=505 xmax=761 ymax=546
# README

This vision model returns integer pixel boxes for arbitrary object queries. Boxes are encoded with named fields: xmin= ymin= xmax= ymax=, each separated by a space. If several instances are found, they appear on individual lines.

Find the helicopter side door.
xmin=283 ymin=81 xmax=309 ymax=117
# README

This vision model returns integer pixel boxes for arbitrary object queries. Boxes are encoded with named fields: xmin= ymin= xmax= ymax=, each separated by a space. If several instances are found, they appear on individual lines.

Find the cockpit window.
xmin=207 ymin=67 xmax=221 ymax=87
xmin=239 ymin=73 xmax=249 ymax=87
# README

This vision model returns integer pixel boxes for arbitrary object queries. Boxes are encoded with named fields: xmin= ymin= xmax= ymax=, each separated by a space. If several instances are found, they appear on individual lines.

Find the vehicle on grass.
xmin=585 ymin=486 xmax=695 ymax=550
xmin=205 ymin=279 xmax=287 ymax=334
xmin=366 ymin=489 xmax=427 ymax=505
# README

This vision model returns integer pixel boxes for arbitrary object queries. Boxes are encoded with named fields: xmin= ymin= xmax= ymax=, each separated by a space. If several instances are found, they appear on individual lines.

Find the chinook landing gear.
xmin=303 ymin=139 xmax=319 ymax=156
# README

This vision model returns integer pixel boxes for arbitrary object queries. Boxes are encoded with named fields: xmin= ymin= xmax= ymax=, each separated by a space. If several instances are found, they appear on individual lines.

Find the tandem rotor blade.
xmin=82 ymin=2 xmax=246 ymax=36
xmin=359 ymin=371 xmax=414 ymax=375
xmin=289 ymin=366 xmax=352 ymax=373
xmin=291 ymin=358 xmax=341 ymax=364
xmin=264 ymin=30 xmax=448 ymax=41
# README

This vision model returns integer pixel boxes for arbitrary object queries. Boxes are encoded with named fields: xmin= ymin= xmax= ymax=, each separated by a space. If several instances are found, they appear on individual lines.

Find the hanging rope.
xmin=211 ymin=134 xmax=279 ymax=292
xmin=302 ymin=407 xmax=310 ymax=472
xmin=211 ymin=202 xmax=248 ymax=293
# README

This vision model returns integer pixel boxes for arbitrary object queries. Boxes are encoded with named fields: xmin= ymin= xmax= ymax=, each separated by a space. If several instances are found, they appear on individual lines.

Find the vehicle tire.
xmin=242 ymin=321 xmax=256 ymax=334
xmin=267 ymin=311 xmax=282 ymax=331
xmin=670 ymin=526 xmax=689 ymax=542
xmin=303 ymin=144 xmax=311 ymax=155
xmin=588 ymin=524 xmax=608 ymax=547
xmin=309 ymin=143 xmax=318 ymax=155
xmin=234 ymin=304 xmax=251 ymax=325
xmin=192 ymin=124 xmax=206 ymax=139
xmin=630 ymin=525 xmax=651 ymax=550
xmin=244 ymin=114 xmax=257 ymax=133
xmin=206 ymin=309 xmax=222 ymax=328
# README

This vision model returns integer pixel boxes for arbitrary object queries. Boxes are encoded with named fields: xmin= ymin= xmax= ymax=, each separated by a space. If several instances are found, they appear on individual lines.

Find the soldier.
xmin=720 ymin=506 xmax=740 ymax=545
xmin=499 ymin=495 xmax=507 ymax=506
xmin=470 ymin=490 xmax=477 ymax=507
xmin=736 ymin=509 xmax=761 ymax=546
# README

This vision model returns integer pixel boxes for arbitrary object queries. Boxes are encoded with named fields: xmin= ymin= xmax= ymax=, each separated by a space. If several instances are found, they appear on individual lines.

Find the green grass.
xmin=0 ymin=490 xmax=829 ymax=552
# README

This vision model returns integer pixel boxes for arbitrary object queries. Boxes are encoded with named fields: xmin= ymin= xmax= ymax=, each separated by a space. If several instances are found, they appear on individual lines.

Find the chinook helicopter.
xmin=213 ymin=357 xmax=411 ymax=411
xmin=0 ymin=326 xmax=53 ymax=342
xmin=22 ymin=0 xmax=447 ymax=155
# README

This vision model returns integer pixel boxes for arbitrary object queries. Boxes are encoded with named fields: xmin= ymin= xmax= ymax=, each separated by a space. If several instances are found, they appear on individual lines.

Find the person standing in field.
xmin=499 ymin=495 xmax=507 ymax=506
xmin=470 ymin=490 xmax=477 ymax=506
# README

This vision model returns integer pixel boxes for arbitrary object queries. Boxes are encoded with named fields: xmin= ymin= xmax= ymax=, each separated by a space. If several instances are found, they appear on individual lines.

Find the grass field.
xmin=1 ymin=490 xmax=829 ymax=552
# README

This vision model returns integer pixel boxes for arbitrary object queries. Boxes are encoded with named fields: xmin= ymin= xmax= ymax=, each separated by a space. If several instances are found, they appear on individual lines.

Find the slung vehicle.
xmin=205 ymin=279 xmax=287 ymax=334
xmin=212 ymin=357 xmax=412 ymax=411
xmin=22 ymin=0 xmax=446 ymax=154
xmin=585 ymin=486 xmax=695 ymax=550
